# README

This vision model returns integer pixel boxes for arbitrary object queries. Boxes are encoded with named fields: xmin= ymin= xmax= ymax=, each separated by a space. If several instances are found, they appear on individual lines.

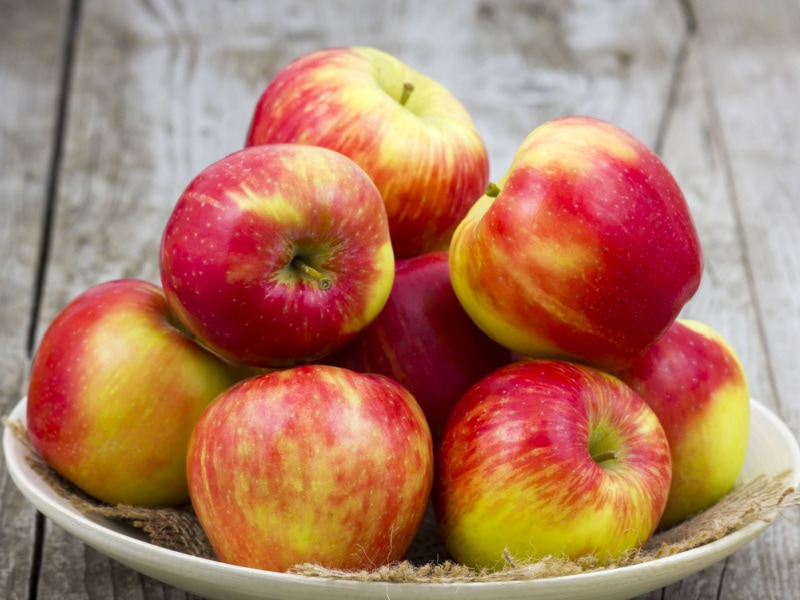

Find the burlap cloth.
xmin=5 ymin=417 xmax=799 ymax=583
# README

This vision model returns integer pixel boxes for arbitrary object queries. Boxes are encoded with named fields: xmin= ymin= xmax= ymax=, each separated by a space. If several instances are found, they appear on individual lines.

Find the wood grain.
xmin=0 ymin=1 xmax=70 ymax=599
xmin=688 ymin=2 xmax=800 ymax=598
xmin=2 ymin=0 xmax=797 ymax=598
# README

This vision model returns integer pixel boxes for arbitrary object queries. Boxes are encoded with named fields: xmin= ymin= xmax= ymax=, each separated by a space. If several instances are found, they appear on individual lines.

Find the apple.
xmin=616 ymin=318 xmax=750 ymax=529
xmin=186 ymin=364 xmax=434 ymax=572
xmin=159 ymin=143 xmax=395 ymax=368
xmin=245 ymin=46 xmax=490 ymax=259
xmin=449 ymin=115 xmax=703 ymax=372
xmin=26 ymin=279 xmax=236 ymax=508
xmin=322 ymin=251 xmax=515 ymax=440
xmin=434 ymin=359 xmax=671 ymax=570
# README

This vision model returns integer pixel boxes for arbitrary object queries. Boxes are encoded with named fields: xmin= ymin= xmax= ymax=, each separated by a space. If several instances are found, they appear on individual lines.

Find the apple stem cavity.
xmin=292 ymin=257 xmax=332 ymax=291
xmin=399 ymin=82 xmax=414 ymax=107
xmin=485 ymin=182 xmax=501 ymax=198
xmin=592 ymin=450 xmax=618 ymax=465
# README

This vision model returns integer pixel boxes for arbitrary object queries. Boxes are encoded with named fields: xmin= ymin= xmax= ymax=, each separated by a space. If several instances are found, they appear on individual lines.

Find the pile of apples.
xmin=25 ymin=46 xmax=751 ymax=574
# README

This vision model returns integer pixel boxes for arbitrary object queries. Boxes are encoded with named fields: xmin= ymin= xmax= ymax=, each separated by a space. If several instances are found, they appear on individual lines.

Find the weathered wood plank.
xmin=0 ymin=0 xmax=69 ymax=410
xmin=630 ymin=32 xmax=773 ymax=600
xmin=660 ymin=37 xmax=773 ymax=405
xmin=687 ymin=1 xmax=800 ymax=598
xmin=697 ymin=12 xmax=800 ymax=423
xmin=690 ymin=0 xmax=800 ymax=414
xmin=0 ymin=1 xmax=70 ymax=599
xmin=26 ymin=0 xmax=800 ymax=599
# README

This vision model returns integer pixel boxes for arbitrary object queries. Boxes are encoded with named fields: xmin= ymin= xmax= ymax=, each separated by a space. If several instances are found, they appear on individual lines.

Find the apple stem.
xmin=399 ymin=82 xmax=414 ymax=107
xmin=485 ymin=182 xmax=502 ymax=197
xmin=292 ymin=257 xmax=332 ymax=291
xmin=592 ymin=450 xmax=618 ymax=464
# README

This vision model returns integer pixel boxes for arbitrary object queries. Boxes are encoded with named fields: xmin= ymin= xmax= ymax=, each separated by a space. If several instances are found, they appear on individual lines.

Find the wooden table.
xmin=2 ymin=0 xmax=799 ymax=598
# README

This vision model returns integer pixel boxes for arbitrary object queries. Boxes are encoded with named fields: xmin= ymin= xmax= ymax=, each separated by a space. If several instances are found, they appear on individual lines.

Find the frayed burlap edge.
xmin=5 ymin=416 xmax=799 ymax=583
xmin=293 ymin=474 xmax=800 ymax=583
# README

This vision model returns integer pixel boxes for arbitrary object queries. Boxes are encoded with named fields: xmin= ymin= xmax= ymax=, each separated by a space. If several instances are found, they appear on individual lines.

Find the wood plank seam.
xmin=653 ymin=0 xmax=696 ymax=156
xmin=26 ymin=1 xmax=84 ymax=600
xmin=27 ymin=0 xmax=84 ymax=356
xmin=697 ymin=47 xmax=783 ymax=417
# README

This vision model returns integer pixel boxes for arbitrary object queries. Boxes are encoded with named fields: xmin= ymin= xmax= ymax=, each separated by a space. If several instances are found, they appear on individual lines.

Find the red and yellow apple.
xmin=322 ymin=251 xmax=515 ymax=440
xmin=186 ymin=364 xmax=434 ymax=572
xmin=616 ymin=318 xmax=750 ymax=528
xmin=245 ymin=46 xmax=490 ymax=259
xmin=449 ymin=116 xmax=703 ymax=371
xmin=434 ymin=359 xmax=672 ymax=569
xmin=26 ymin=279 xmax=236 ymax=508
xmin=159 ymin=143 xmax=395 ymax=368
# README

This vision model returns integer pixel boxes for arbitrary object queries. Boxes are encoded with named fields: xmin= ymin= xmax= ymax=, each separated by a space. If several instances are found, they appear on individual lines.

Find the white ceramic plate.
xmin=4 ymin=397 xmax=799 ymax=600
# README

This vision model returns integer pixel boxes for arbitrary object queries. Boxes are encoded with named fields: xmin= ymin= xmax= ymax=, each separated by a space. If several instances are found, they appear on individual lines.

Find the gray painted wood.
xmin=0 ymin=1 xmax=70 ymax=599
xmin=2 ymin=0 xmax=797 ymax=598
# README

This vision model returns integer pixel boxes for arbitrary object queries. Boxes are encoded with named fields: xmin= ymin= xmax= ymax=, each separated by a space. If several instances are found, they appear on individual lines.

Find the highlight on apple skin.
xmin=159 ymin=143 xmax=395 ymax=368
xmin=616 ymin=318 xmax=750 ymax=529
xmin=433 ymin=359 xmax=672 ymax=570
xmin=186 ymin=364 xmax=434 ymax=573
xmin=321 ymin=250 xmax=515 ymax=441
xmin=449 ymin=115 xmax=704 ymax=372
xmin=245 ymin=46 xmax=490 ymax=259
xmin=26 ymin=279 xmax=236 ymax=508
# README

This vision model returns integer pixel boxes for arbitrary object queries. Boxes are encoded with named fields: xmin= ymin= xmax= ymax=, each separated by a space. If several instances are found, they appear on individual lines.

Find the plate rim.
xmin=4 ymin=396 xmax=799 ymax=600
